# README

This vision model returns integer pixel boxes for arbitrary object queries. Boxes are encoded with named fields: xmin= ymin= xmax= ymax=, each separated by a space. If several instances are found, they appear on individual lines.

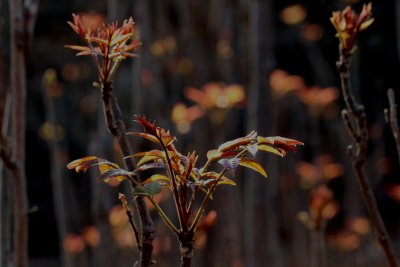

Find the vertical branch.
xmin=386 ymin=88 xmax=400 ymax=164
xmin=9 ymin=0 xmax=28 ymax=266
xmin=159 ymin=139 xmax=186 ymax=231
xmin=101 ymin=82 xmax=155 ymax=267
xmin=178 ymin=231 xmax=194 ymax=267
xmin=337 ymin=56 xmax=399 ymax=267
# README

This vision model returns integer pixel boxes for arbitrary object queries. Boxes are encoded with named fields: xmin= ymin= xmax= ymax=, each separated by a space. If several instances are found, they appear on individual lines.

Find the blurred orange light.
xmin=386 ymin=184 xmax=400 ymax=203
xmin=269 ymin=69 xmax=306 ymax=95
xmin=185 ymin=82 xmax=245 ymax=110
xmin=217 ymin=40 xmax=233 ymax=59
xmin=301 ymin=24 xmax=324 ymax=42
xmin=377 ymin=157 xmax=392 ymax=175
xmin=328 ymin=230 xmax=361 ymax=251
xmin=109 ymin=205 xmax=128 ymax=227
xmin=39 ymin=122 xmax=65 ymax=141
xmin=280 ymin=4 xmax=307 ymax=25
xmin=347 ymin=217 xmax=370 ymax=236
xmin=63 ymin=233 xmax=85 ymax=254
xmin=322 ymin=163 xmax=343 ymax=180
xmin=178 ymin=57 xmax=194 ymax=75
xmin=82 ymin=226 xmax=100 ymax=247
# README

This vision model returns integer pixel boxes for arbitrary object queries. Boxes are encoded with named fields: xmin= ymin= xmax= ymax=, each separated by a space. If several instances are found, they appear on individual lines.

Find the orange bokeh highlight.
xmin=269 ymin=69 xmax=340 ymax=115
xmin=63 ymin=233 xmax=85 ymax=254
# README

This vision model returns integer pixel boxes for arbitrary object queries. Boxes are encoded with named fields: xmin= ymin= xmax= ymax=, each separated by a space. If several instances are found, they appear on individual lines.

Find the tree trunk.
xmin=179 ymin=232 xmax=194 ymax=267
xmin=42 ymin=70 xmax=74 ymax=267
xmin=244 ymin=0 xmax=283 ymax=266
xmin=9 ymin=0 xmax=28 ymax=266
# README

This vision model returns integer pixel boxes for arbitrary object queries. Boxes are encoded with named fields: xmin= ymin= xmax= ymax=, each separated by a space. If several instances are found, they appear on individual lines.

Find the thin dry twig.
xmin=386 ymin=88 xmax=400 ymax=163
xmin=331 ymin=5 xmax=399 ymax=266
xmin=337 ymin=56 xmax=399 ymax=267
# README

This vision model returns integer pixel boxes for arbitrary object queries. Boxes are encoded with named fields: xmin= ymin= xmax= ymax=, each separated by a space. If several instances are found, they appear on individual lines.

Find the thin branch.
xmin=101 ymin=81 xmax=155 ymax=267
xmin=159 ymin=139 xmax=186 ymax=232
xmin=147 ymin=197 xmax=179 ymax=234
xmin=189 ymin=149 xmax=247 ymax=232
xmin=386 ymin=88 xmax=400 ymax=164
xmin=337 ymin=54 xmax=399 ymax=267
xmin=186 ymin=187 xmax=197 ymax=216
xmin=124 ymin=198 xmax=141 ymax=250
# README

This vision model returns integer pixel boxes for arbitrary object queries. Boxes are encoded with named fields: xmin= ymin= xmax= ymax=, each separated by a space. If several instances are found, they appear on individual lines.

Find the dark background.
xmin=2 ymin=0 xmax=400 ymax=266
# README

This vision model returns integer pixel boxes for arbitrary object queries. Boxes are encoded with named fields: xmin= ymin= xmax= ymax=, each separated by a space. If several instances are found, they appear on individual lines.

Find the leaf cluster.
xmin=68 ymin=116 xmax=303 ymax=236
xmin=65 ymin=14 xmax=141 ymax=84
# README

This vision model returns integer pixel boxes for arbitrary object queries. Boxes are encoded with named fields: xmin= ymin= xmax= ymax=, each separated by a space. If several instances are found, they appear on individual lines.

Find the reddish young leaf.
xmin=257 ymin=136 xmax=303 ymax=154
xmin=64 ymin=45 xmax=91 ymax=52
xmin=127 ymin=132 xmax=160 ymax=144
xmin=206 ymin=149 xmax=238 ymax=162
xmin=181 ymin=152 xmax=198 ymax=180
xmin=134 ymin=116 xmax=158 ymax=136
xmin=217 ymin=131 xmax=257 ymax=152
xmin=158 ymin=128 xmax=176 ymax=146
xmin=67 ymin=156 xmax=119 ymax=173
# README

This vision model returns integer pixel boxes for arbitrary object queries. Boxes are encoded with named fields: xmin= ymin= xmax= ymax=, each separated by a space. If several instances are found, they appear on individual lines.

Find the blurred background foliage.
xmin=2 ymin=0 xmax=400 ymax=266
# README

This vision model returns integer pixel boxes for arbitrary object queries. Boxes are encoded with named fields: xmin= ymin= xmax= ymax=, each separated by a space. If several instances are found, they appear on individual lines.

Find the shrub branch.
xmin=337 ymin=55 xmax=399 ymax=267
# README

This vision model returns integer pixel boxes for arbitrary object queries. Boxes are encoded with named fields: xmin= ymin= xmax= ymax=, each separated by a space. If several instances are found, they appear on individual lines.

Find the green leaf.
xmin=239 ymin=158 xmax=267 ymax=177
xmin=133 ymin=181 xmax=163 ymax=196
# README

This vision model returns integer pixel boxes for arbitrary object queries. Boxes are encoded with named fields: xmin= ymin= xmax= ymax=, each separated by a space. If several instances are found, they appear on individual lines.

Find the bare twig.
xmin=337 ymin=55 xmax=399 ymax=267
xmin=121 ymin=192 xmax=141 ymax=249
xmin=386 ymin=88 xmax=400 ymax=163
